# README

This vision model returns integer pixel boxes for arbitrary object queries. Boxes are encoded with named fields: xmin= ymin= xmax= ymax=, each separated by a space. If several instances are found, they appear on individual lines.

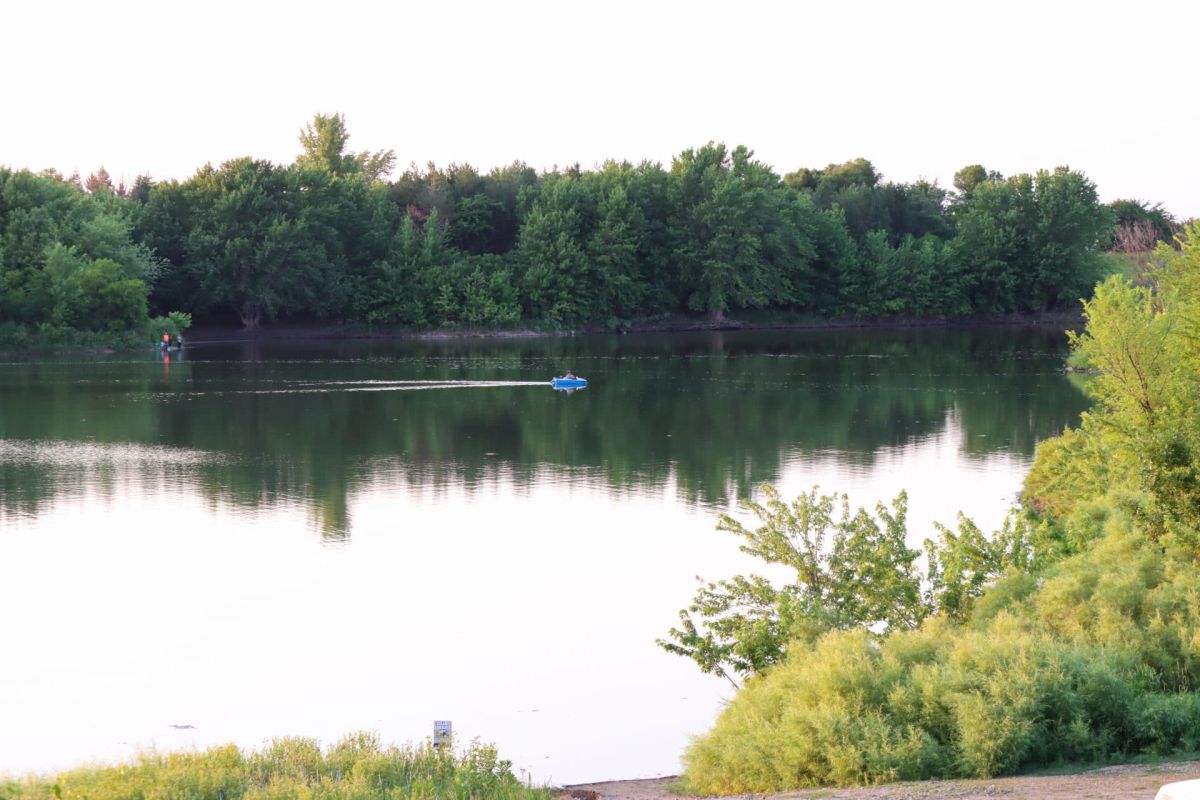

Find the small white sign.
xmin=433 ymin=720 xmax=452 ymax=747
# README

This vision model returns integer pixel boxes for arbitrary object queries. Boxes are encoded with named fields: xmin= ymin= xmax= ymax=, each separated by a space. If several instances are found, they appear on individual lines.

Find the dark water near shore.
xmin=0 ymin=328 xmax=1087 ymax=783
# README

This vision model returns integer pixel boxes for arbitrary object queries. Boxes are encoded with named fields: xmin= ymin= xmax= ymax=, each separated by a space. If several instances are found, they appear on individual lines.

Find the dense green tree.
xmin=786 ymin=158 xmax=891 ymax=241
xmin=516 ymin=176 xmax=594 ymax=322
xmin=182 ymin=159 xmax=336 ymax=327
xmin=0 ymin=168 xmax=162 ymax=339
xmin=880 ymin=179 xmax=953 ymax=243
xmin=298 ymin=113 xmax=356 ymax=175
xmin=671 ymin=143 xmax=817 ymax=319
xmin=953 ymin=167 xmax=1112 ymax=312
xmin=1030 ymin=224 xmax=1200 ymax=539
xmin=659 ymin=486 xmax=926 ymax=685
xmin=587 ymin=185 xmax=646 ymax=317
xmin=298 ymin=112 xmax=396 ymax=181
xmin=127 ymin=174 xmax=153 ymax=204
xmin=952 ymin=164 xmax=992 ymax=197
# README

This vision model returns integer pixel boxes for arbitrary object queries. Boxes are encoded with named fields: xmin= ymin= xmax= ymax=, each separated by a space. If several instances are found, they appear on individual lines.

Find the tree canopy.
xmin=0 ymin=114 xmax=1163 ymax=346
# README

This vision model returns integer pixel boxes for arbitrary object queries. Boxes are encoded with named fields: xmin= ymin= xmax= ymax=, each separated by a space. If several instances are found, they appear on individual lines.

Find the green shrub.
xmin=1130 ymin=694 xmax=1200 ymax=754
xmin=680 ymin=522 xmax=1200 ymax=793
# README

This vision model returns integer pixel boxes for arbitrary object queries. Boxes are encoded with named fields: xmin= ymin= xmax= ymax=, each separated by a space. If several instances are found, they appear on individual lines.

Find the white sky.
xmin=2 ymin=0 xmax=1198 ymax=217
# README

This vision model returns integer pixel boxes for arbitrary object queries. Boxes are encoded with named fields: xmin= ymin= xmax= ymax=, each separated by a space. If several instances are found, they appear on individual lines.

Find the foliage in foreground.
xmin=657 ymin=488 xmax=1033 ymax=685
xmin=0 ymin=733 xmax=552 ymax=800
xmin=672 ymin=225 xmax=1200 ymax=793
xmin=681 ymin=517 xmax=1200 ymax=793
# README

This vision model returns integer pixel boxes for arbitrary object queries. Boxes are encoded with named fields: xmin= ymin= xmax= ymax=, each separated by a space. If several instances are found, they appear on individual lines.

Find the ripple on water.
xmin=0 ymin=438 xmax=228 ymax=467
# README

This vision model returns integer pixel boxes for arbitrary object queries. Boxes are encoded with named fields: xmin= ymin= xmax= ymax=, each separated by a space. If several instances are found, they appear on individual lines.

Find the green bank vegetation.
xmin=662 ymin=224 xmax=1200 ymax=792
xmin=0 ymin=167 xmax=192 ymax=348
xmin=1 ymin=114 xmax=1183 ymax=346
xmin=0 ymin=733 xmax=552 ymax=800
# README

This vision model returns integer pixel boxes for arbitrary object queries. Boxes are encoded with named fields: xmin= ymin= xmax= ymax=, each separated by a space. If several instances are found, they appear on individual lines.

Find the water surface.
xmin=0 ymin=328 xmax=1087 ymax=783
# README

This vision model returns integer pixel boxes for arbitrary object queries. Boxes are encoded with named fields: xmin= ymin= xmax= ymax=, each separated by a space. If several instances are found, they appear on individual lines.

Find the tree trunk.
xmin=239 ymin=307 xmax=261 ymax=330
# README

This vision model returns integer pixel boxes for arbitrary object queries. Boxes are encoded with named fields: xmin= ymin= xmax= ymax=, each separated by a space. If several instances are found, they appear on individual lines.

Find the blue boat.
xmin=552 ymin=376 xmax=588 ymax=389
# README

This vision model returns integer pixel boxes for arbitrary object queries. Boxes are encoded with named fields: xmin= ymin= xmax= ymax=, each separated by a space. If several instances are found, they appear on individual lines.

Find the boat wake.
xmin=195 ymin=380 xmax=551 ymax=396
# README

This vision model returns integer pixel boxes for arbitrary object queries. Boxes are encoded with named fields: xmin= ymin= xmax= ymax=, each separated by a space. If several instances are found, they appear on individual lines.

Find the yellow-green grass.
xmin=0 ymin=733 xmax=554 ymax=800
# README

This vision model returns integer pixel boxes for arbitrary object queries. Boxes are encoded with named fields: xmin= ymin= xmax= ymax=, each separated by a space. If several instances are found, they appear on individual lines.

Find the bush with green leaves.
xmin=658 ymin=487 xmax=1032 ymax=687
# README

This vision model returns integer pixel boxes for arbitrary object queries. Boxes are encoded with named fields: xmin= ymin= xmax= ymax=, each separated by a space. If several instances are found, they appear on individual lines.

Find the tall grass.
xmin=0 ymin=733 xmax=553 ymax=800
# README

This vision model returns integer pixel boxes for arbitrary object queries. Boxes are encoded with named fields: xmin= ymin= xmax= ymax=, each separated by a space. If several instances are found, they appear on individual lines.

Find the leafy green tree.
xmin=365 ymin=216 xmax=424 ymax=325
xmin=298 ymin=112 xmax=395 ymax=181
xmin=659 ymin=486 xmax=926 ymax=685
xmin=1050 ymin=226 xmax=1200 ymax=540
xmin=952 ymin=164 xmax=992 ymax=198
xmin=451 ymin=192 xmax=506 ymax=254
xmin=671 ymin=143 xmax=816 ymax=319
xmin=127 ymin=174 xmax=153 ymax=204
xmin=517 ymin=204 xmax=589 ymax=321
xmin=298 ymin=113 xmax=356 ymax=175
xmin=0 ymin=168 xmax=160 ymax=337
xmin=953 ymin=167 xmax=1111 ymax=312
xmin=593 ymin=159 xmax=679 ymax=313
xmin=880 ymin=180 xmax=953 ymax=244
xmin=182 ymin=159 xmax=334 ymax=327
xmin=821 ymin=157 xmax=880 ymax=190
xmin=586 ymin=185 xmax=645 ymax=317
xmin=455 ymin=255 xmax=521 ymax=325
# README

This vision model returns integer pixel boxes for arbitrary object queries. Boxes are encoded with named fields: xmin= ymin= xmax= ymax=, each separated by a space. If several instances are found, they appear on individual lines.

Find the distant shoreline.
xmin=181 ymin=310 xmax=1084 ymax=345
xmin=0 ymin=311 xmax=1083 ymax=357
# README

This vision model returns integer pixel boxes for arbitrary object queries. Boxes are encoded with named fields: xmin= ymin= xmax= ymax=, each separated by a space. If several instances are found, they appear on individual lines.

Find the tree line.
xmin=0 ymin=113 xmax=1183 ymax=343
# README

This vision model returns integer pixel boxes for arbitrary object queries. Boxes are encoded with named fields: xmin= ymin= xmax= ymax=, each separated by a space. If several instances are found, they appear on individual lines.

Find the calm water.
xmin=0 ymin=328 xmax=1087 ymax=783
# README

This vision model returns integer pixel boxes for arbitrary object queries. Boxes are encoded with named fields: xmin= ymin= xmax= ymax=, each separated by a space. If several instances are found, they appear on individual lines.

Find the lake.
xmin=0 ymin=327 xmax=1088 ymax=784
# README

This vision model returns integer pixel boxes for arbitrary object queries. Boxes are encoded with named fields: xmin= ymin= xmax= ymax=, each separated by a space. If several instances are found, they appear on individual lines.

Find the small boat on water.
xmin=552 ymin=376 xmax=588 ymax=389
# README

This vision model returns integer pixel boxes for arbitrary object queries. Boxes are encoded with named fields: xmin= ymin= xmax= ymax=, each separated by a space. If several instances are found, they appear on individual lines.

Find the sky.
xmin=3 ymin=0 xmax=1198 ymax=217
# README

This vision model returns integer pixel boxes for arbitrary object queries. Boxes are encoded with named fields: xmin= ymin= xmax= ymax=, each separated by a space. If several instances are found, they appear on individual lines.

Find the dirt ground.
xmin=562 ymin=760 xmax=1200 ymax=800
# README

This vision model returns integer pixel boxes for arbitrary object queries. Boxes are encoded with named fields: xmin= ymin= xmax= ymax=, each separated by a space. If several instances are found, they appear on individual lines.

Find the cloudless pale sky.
xmin=3 ymin=0 xmax=1198 ymax=216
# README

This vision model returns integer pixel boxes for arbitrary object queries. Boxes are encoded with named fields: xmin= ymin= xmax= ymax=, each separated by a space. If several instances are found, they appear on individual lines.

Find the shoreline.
xmin=0 ymin=311 xmax=1084 ymax=356
xmin=562 ymin=758 xmax=1200 ymax=799
xmin=182 ymin=310 xmax=1084 ymax=345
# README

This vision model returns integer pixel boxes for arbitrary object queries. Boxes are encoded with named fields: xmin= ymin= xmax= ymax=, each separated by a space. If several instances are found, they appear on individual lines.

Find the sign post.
xmin=433 ymin=720 xmax=452 ymax=749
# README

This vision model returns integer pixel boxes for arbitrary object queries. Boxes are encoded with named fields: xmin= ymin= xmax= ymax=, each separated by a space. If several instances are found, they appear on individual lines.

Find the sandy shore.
xmin=563 ymin=760 xmax=1200 ymax=800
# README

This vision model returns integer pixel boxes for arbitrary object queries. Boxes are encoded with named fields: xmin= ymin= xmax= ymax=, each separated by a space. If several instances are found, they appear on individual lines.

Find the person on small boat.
xmin=564 ymin=370 xmax=576 ymax=379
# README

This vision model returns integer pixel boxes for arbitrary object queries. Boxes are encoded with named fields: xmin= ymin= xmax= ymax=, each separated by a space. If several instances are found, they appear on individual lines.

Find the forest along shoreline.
xmin=3 ymin=112 xmax=1176 ymax=354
